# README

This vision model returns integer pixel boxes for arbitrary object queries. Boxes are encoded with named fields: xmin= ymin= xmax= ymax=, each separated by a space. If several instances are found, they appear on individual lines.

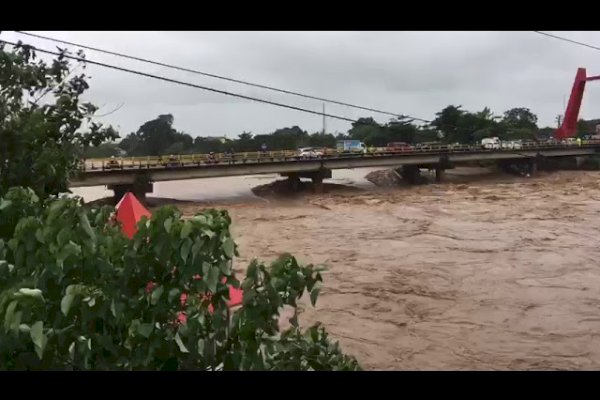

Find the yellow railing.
xmin=82 ymin=140 xmax=600 ymax=171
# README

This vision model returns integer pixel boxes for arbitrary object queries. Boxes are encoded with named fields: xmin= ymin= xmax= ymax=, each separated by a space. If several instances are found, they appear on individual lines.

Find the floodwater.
xmin=75 ymin=168 xmax=600 ymax=370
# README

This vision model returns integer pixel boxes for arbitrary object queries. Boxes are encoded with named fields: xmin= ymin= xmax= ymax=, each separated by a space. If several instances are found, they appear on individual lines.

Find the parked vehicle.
xmin=298 ymin=147 xmax=324 ymax=158
xmin=105 ymin=156 xmax=120 ymax=169
xmin=386 ymin=142 xmax=413 ymax=152
xmin=481 ymin=137 xmax=501 ymax=150
xmin=500 ymin=140 xmax=522 ymax=150
xmin=561 ymin=138 xmax=578 ymax=145
xmin=415 ymin=141 xmax=442 ymax=151
xmin=337 ymin=140 xmax=367 ymax=154
xmin=163 ymin=154 xmax=182 ymax=167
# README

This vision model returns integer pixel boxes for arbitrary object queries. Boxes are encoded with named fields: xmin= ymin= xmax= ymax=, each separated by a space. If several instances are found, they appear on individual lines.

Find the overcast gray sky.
xmin=3 ymin=31 xmax=600 ymax=139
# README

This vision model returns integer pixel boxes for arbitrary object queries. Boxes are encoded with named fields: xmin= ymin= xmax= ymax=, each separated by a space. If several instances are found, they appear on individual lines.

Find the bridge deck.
xmin=72 ymin=143 xmax=600 ymax=187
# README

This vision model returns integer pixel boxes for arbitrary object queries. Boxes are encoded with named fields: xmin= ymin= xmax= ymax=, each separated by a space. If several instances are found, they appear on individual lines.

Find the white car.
xmin=481 ymin=137 xmax=501 ymax=149
xmin=298 ymin=147 xmax=323 ymax=158
xmin=561 ymin=138 xmax=578 ymax=146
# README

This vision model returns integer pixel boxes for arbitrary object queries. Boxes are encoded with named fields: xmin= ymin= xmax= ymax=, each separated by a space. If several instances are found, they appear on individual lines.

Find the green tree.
xmin=308 ymin=132 xmax=336 ymax=148
xmin=502 ymin=107 xmax=538 ymax=131
xmin=430 ymin=105 xmax=465 ymax=142
xmin=0 ymin=42 xmax=118 ymax=198
xmin=386 ymin=117 xmax=419 ymax=144
xmin=119 ymin=132 xmax=144 ymax=155
xmin=348 ymin=117 xmax=382 ymax=143
xmin=0 ymin=187 xmax=360 ymax=370
xmin=136 ymin=114 xmax=177 ymax=156
xmin=82 ymin=143 xmax=122 ymax=158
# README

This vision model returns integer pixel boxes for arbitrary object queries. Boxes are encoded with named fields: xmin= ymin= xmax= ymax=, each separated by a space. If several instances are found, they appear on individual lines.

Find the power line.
xmin=13 ymin=30 xmax=431 ymax=123
xmin=0 ymin=38 xmax=495 ymax=137
xmin=533 ymin=31 xmax=600 ymax=52
xmin=0 ymin=39 xmax=360 ymax=124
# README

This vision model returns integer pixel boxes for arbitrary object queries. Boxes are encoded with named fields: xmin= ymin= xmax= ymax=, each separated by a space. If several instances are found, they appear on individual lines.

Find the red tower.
xmin=555 ymin=68 xmax=600 ymax=140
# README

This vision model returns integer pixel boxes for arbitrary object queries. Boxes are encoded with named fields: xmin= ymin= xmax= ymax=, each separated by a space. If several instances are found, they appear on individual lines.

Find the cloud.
xmin=3 ymin=31 xmax=600 ymax=138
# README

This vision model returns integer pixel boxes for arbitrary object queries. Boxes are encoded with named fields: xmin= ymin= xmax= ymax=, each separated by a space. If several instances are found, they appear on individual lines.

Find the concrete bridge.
xmin=70 ymin=143 xmax=600 ymax=200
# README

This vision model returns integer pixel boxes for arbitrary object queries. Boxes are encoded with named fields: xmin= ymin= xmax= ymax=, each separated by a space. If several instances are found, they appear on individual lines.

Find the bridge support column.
xmin=108 ymin=182 xmax=153 ymax=204
xmin=434 ymin=166 xmax=445 ymax=183
xmin=309 ymin=168 xmax=331 ymax=193
xmin=400 ymin=165 xmax=421 ymax=184
xmin=286 ymin=174 xmax=301 ymax=192
xmin=530 ymin=160 xmax=538 ymax=176
xmin=312 ymin=176 xmax=324 ymax=193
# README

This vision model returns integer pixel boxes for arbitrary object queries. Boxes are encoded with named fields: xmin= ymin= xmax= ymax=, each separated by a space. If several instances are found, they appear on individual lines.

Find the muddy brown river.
xmin=76 ymin=168 xmax=600 ymax=370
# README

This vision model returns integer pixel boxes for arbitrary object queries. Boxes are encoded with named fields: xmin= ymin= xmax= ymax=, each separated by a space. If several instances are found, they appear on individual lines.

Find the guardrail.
xmin=81 ymin=140 xmax=600 ymax=172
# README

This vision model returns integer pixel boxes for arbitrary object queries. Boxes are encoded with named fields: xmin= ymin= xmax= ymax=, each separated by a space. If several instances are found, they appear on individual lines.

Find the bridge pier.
xmin=312 ymin=176 xmax=324 ymax=193
xmin=286 ymin=174 xmax=301 ymax=192
xmin=400 ymin=165 xmax=421 ymax=184
xmin=108 ymin=182 xmax=153 ymax=204
xmin=434 ymin=166 xmax=445 ymax=183
xmin=530 ymin=159 xmax=538 ymax=176
xmin=281 ymin=168 xmax=331 ymax=193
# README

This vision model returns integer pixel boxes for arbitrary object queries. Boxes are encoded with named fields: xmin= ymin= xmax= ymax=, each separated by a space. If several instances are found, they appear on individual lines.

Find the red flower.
xmin=177 ymin=311 xmax=187 ymax=325
xmin=145 ymin=281 xmax=156 ymax=294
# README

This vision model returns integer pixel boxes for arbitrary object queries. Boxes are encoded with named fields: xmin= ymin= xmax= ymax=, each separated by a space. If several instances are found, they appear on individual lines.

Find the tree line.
xmin=85 ymin=106 xmax=600 ymax=158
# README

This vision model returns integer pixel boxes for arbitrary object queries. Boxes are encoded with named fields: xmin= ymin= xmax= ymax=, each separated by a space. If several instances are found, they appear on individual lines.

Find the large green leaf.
xmin=57 ymin=227 xmax=70 ymax=247
xmin=222 ymin=238 xmax=235 ymax=259
xmin=180 ymin=238 xmax=192 ymax=263
xmin=180 ymin=220 xmax=192 ymax=239
xmin=197 ymin=338 xmax=205 ymax=355
xmin=138 ymin=323 xmax=153 ymax=338
xmin=17 ymin=288 xmax=44 ymax=300
xmin=3 ymin=300 xmax=18 ymax=330
xmin=0 ymin=199 xmax=12 ymax=210
xmin=206 ymin=265 xmax=219 ymax=293
xmin=61 ymin=294 xmax=75 ymax=316
xmin=310 ymin=282 xmax=321 ymax=307
xmin=79 ymin=212 xmax=95 ymax=240
xmin=150 ymin=286 xmax=164 ymax=306
xmin=30 ymin=321 xmax=46 ymax=359
xmin=164 ymin=217 xmax=173 ymax=234
xmin=58 ymin=241 xmax=82 ymax=262
xmin=174 ymin=333 xmax=189 ymax=353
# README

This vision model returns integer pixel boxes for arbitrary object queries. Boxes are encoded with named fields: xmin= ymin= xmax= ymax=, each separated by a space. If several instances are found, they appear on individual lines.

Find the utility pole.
xmin=322 ymin=103 xmax=326 ymax=135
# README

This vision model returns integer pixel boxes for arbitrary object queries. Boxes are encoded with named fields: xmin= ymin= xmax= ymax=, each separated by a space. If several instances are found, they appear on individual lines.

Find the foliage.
xmin=118 ymin=114 xmax=194 ymax=156
xmin=109 ymin=104 xmax=600 ymax=156
xmin=0 ymin=187 xmax=360 ymax=370
xmin=0 ymin=42 xmax=118 ymax=198
xmin=501 ymin=107 xmax=538 ymax=131
xmin=81 ymin=142 xmax=122 ymax=159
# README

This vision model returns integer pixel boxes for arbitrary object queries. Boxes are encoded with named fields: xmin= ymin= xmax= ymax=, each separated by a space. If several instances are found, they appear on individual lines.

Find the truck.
xmin=482 ymin=137 xmax=524 ymax=150
xmin=337 ymin=140 xmax=367 ymax=154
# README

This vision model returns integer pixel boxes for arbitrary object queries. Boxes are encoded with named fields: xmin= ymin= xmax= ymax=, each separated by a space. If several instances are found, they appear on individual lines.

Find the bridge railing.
xmin=81 ymin=140 xmax=600 ymax=172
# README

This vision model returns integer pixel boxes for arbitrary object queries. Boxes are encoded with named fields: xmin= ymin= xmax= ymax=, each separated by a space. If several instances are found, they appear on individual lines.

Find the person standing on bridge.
xmin=260 ymin=143 xmax=268 ymax=162
xmin=577 ymin=137 xmax=582 ymax=146
xmin=228 ymin=148 xmax=235 ymax=164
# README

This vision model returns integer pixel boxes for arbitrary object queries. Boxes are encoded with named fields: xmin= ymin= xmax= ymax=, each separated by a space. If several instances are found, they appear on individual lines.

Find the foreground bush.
xmin=0 ymin=187 xmax=360 ymax=370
